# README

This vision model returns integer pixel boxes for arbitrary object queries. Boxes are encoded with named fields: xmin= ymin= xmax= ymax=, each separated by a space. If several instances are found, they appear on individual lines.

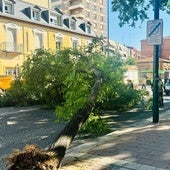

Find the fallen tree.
xmin=5 ymin=41 xmax=142 ymax=169
xmin=6 ymin=67 xmax=103 ymax=170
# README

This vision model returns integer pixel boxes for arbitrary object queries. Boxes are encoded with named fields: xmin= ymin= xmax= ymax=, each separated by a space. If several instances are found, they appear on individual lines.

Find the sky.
xmin=108 ymin=3 xmax=170 ymax=51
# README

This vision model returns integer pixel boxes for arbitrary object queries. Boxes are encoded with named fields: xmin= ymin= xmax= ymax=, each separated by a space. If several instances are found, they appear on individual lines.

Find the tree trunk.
xmin=6 ymin=68 xmax=102 ymax=170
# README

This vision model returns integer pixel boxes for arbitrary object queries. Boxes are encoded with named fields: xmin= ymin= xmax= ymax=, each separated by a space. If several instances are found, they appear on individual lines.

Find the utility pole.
xmin=152 ymin=0 xmax=160 ymax=123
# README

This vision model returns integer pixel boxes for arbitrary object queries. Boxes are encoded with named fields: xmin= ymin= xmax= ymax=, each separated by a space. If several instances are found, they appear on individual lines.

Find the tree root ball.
xmin=6 ymin=145 xmax=59 ymax=170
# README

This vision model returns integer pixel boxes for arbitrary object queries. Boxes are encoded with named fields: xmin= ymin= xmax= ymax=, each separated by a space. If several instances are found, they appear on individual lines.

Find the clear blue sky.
xmin=108 ymin=3 xmax=170 ymax=51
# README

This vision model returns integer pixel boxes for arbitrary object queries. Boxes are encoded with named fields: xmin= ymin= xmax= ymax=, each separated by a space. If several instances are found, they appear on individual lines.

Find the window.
xmin=56 ymin=42 xmax=61 ymax=50
xmin=86 ymin=11 xmax=90 ymax=17
xmin=50 ymin=17 xmax=57 ymax=25
xmin=73 ymin=41 xmax=78 ymax=50
xmin=100 ymin=24 xmax=103 ymax=30
xmin=7 ymin=28 xmax=16 ymax=51
xmin=4 ymin=23 xmax=19 ymax=52
xmin=50 ymin=14 xmax=62 ymax=26
xmin=35 ymin=33 xmax=43 ymax=49
xmin=55 ymin=33 xmax=63 ymax=50
xmin=70 ymin=20 xmax=76 ymax=30
xmin=58 ymin=16 xmax=62 ymax=25
xmin=5 ymin=23 xmax=19 ymax=51
xmin=33 ymin=29 xmax=44 ymax=49
xmin=32 ymin=9 xmax=40 ymax=21
xmin=93 ymin=23 xmax=97 ymax=28
xmin=93 ymin=14 xmax=97 ymax=19
xmin=71 ymin=37 xmax=79 ymax=50
xmin=93 ymin=5 xmax=96 ymax=11
xmin=86 ymin=25 xmax=91 ymax=34
xmin=86 ymin=12 xmax=90 ymax=17
xmin=5 ymin=2 xmax=13 ymax=14
xmin=100 ymin=7 xmax=103 ymax=13
xmin=6 ymin=68 xmax=15 ymax=75
xmin=100 ymin=16 xmax=103 ymax=22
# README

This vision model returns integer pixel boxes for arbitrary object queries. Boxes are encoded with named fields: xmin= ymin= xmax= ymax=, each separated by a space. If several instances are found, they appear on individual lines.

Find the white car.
xmin=164 ymin=80 xmax=170 ymax=95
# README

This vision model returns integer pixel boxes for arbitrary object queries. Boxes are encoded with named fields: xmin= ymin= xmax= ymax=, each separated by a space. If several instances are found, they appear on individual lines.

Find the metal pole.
xmin=153 ymin=0 xmax=160 ymax=123
xmin=107 ymin=0 xmax=109 ymax=56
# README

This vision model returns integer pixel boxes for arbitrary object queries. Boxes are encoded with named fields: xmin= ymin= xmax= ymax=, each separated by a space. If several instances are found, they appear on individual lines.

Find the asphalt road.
xmin=1 ymin=95 xmax=170 ymax=169
xmin=0 ymin=106 xmax=65 ymax=170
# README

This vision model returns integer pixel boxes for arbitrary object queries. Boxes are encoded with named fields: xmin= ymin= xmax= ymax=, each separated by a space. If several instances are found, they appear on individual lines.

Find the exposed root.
xmin=6 ymin=145 xmax=60 ymax=170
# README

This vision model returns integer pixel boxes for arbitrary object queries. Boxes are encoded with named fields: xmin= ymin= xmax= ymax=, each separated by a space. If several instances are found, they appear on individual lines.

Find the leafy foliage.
xmin=0 ymin=79 xmax=32 ymax=107
xmin=111 ymin=0 xmax=170 ymax=27
xmin=55 ymin=43 xmax=143 ymax=122
xmin=22 ymin=48 xmax=76 ymax=107
xmin=0 ymin=40 xmax=146 ymax=135
xmin=80 ymin=113 xmax=111 ymax=137
xmin=0 ymin=45 xmax=143 ymax=113
xmin=55 ymin=45 xmax=127 ymax=121
xmin=125 ymin=56 xmax=136 ymax=65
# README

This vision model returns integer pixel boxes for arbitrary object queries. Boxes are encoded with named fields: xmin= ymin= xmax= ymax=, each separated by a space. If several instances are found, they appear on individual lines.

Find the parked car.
xmin=164 ymin=79 xmax=170 ymax=95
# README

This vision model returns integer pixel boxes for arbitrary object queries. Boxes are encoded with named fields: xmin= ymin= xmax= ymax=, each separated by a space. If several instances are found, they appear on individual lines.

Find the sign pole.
xmin=153 ymin=0 xmax=160 ymax=123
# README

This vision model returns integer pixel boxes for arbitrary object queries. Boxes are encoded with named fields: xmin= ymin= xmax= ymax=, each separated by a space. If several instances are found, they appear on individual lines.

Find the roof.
xmin=0 ymin=0 xmax=96 ymax=37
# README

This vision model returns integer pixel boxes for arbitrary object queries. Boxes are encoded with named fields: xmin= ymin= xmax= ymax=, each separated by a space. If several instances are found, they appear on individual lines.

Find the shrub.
xmin=0 ymin=46 xmax=147 ymax=136
xmin=79 ymin=113 xmax=111 ymax=137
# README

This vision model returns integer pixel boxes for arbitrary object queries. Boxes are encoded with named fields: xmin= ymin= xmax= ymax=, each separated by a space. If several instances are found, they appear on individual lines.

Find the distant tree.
xmin=111 ymin=0 xmax=170 ymax=27
xmin=125 ymin=56 xmax=136 ymax=65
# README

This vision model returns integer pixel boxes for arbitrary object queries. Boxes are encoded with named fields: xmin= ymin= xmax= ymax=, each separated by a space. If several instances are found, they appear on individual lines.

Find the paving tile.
xmin=122 ymin=162 xmax=142 ymax=169
xmin=136 ymin=158 xmax=155 ymax=166
xmin=152 ymin=161 xmax=170 ymax=169
xmin=111 ymin=160 xmax=129 ymax=167
xmin=137 ymin=165 xmax=157 ymax=170
xmin=61 ymin=110 xmax=170 ymax=170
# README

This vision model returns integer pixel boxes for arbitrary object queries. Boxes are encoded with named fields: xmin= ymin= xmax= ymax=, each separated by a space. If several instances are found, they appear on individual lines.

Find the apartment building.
xmin=108 ymin=40 xmax=138 ymax=59
xmin=138 ymin=37 xmax=170 ymax=71
xmin=0 ymin=0 xmax=96 ymax=76
xmin=51 ymin=0 xmax=107 ymax=38
xmin=136 ymin=37 xmax=170 ymax=82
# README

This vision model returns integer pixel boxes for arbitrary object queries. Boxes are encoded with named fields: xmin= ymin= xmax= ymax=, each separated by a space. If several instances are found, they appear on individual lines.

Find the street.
xmin=1 ymin=95 xmax=170 ymax=170
xmin=0 ymin=106 xmax=65 ymax=170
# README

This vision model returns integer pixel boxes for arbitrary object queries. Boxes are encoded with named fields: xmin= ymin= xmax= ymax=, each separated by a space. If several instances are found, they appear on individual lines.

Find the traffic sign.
xmin=147 ymin=19 xmax=163 ymax=45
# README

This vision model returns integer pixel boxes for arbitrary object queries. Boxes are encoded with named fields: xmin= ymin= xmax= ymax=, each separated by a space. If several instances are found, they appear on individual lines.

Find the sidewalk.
xmin=60 ymin=108 xmax=170 ymax=170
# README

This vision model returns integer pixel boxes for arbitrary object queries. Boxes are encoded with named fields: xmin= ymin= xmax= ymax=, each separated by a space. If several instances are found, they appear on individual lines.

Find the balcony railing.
xmin=0 ymin=42 xmax=23 ymax=53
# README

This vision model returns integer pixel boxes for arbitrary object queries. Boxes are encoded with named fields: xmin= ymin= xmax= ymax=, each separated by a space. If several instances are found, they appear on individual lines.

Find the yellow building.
xmin=0 ymin=0 xmax=96 ymax=76
xmin=21 ymin=0 xmax=50 ymax=8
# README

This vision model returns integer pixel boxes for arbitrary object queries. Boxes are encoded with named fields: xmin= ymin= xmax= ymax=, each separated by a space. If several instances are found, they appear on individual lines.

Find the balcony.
xmin=70 ymin=10 xmax=84 ymax=19
xmin=0 ymin=42 xmax=23 ymax=54
xmin=69 ymin=2 xmax=84 ymax=10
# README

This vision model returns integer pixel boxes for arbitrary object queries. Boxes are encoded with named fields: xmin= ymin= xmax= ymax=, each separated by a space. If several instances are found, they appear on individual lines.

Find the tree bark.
xmin=48 ymin=67 xmax=103 ymax=168
xmin=7 ymin=67 xmax=102 ymax=170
